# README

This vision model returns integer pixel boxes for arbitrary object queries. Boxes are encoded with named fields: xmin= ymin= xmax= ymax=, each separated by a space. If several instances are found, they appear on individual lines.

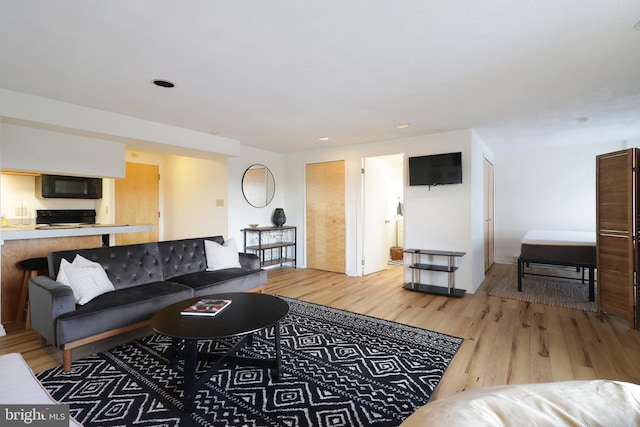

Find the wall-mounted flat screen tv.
xmin=408 ymin=152 xmax=462 ymax=186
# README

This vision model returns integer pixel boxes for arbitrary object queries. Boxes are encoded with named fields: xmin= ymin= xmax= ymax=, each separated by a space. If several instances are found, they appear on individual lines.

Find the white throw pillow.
xmin=224 ymin=237 xmax=239 ymax=252
xmin=56 ymin=258 xmax=72 ymax=288
xmin=56 ymin=255 xmax=115 ymax=305
xmin=205 ymin=238 xmax=241 ymax=271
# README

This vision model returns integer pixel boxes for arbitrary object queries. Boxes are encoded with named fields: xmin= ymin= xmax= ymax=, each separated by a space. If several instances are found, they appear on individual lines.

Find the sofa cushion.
xmin=170 ymin=268 xmax=268 ymax=296
xmin=57 ymin=255 xmax=115 ymax=305
xmin=55 ymin=281 xmax=193 ymax=345
xmin=205 ymin=238 xmax=241 ymax=270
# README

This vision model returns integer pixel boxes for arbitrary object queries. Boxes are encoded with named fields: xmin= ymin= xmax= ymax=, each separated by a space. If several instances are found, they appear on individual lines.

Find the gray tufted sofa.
xmin=29 ymin=236 xmax=267 ymax=372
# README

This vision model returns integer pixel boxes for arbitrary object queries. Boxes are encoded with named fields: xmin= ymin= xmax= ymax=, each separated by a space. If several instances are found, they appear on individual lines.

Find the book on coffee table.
xmin=181 ymin=299 xmax=232 ymax=317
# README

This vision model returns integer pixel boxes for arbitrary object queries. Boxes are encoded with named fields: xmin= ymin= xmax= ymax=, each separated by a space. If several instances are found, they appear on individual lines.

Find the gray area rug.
xmin=489 ymin=275 xmax=597 ymax=312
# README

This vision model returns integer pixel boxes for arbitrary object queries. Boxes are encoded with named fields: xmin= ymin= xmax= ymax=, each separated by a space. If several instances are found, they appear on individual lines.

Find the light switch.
xmin=216 ymin=199 xmax=225 ymax=207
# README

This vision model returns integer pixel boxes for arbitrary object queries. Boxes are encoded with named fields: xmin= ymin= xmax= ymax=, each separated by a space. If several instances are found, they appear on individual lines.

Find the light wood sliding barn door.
xmin=306 ymin=160 xmax=345 ymax=273
xmin=596 ymin=149 xmax=637 ymax=328
xmin=115 ymin=162 xmax=160 ymax=245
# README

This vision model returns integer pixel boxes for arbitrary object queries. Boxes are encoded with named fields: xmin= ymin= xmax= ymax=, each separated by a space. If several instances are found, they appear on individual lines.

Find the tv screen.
xmin=409 ymin=152 xmax=462 ymax=186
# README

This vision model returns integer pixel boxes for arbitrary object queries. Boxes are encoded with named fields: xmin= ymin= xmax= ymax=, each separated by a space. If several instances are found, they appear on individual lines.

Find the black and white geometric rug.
xmin=37 ymin=297 xmax=462 ymax=426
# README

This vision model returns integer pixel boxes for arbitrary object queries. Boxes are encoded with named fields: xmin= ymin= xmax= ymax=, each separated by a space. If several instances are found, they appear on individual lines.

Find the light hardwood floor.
xmin=2 ymin=263 xmax=639 ymax=401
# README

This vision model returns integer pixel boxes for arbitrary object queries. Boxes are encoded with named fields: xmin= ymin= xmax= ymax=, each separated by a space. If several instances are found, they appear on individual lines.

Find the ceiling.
xmin=1 ymin=1 xmax=639 ymax=154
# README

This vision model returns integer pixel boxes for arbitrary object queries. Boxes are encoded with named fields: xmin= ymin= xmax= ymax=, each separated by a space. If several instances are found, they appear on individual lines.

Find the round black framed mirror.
xmin=242 ymin=164 xmax=275 ymax=208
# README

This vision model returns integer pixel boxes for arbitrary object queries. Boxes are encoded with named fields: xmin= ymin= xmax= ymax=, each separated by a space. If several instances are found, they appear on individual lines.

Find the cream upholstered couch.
xmin=401 ymin=380 xmax=640 ymax=426
xmin=0 ymin=353 xmax=82 ymax=426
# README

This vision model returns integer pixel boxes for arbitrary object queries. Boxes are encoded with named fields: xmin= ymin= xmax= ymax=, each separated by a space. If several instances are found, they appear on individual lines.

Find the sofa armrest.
xmin=239 ymin=252 xmax=261 ymax=270
xmin=29 ymin=276 xmax=76 ymax=347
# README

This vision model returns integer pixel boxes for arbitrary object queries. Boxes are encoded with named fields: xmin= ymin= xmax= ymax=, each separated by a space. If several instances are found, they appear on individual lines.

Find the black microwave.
xmin=36 ymin=174 xmax=103 ymax=199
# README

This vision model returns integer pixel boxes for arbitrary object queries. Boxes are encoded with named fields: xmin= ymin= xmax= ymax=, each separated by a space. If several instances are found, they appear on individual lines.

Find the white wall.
xmin=226 ymin=146 xmax=285 ymax=247
xmin=402 ymin=131 xmax=482 ymax=291
xmin=162 ymin=155 xmax=229 ymax=240
xmin=494 ymin=140 xmax=625 ymax=264
xmin=1 ymin=122 xmax=125 ymax=178
xmin=279 ymin=129 xmax=490 ymax=293
xmin=0 ymin=89 xmax=240 ymax=159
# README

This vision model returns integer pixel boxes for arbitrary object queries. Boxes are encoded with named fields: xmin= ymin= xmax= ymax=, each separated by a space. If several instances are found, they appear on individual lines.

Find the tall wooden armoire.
xmin=596 ymin=148 xmax=639 ymax=329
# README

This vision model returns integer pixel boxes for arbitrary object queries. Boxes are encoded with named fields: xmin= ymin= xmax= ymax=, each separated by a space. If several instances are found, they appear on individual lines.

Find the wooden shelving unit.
xmin=403 ymin=248 xmax=466 ymax=297
xmin=242 ymin=226 xmax=296 ymax=268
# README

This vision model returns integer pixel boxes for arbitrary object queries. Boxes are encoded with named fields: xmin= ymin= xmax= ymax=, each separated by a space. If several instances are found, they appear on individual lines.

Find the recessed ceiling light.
xmin=153 ymin=80 xmax=175 ymax=88
xmin=318 ymin=137 xmax=330 ymax=141
xmin=576 ymin=117 xmax=590 ymax=123
xmin=395 ymin=123 xmax=410 ymax=129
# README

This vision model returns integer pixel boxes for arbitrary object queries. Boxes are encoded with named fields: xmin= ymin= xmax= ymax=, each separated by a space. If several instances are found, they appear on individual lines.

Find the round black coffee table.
xmin=151 ymin=292 xmax=289 ymax=411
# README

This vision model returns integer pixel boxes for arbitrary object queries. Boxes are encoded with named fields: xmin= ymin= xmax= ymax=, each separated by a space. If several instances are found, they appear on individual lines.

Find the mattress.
xmin=520 ymin=230 xmax=596 ymax=266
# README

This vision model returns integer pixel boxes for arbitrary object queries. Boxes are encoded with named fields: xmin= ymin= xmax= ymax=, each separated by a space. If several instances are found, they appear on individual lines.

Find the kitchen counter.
xmin=1 ymin=224 xmax=153 ymax=241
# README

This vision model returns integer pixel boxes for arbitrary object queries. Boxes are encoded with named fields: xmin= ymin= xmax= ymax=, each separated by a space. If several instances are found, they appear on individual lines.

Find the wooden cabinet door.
xmin=115 ymin=162 xmax=159 ymax=245
xmin=306 ymin=160 xmax=345 ymax=273
xmin=596 ymin=149 xmax=637 ymax=328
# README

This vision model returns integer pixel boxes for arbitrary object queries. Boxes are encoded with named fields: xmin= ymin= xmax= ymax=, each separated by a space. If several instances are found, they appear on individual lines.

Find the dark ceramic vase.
xmin=272 ymin=208 xmax=286 ymax=227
